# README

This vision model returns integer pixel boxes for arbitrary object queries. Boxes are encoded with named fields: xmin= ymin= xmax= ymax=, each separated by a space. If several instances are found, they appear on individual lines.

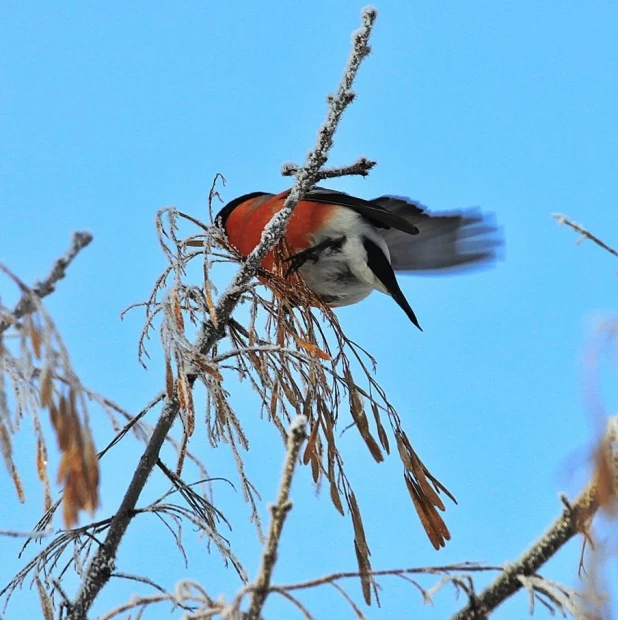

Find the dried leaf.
xmin=193 ymin=357 xmax=224 ymax=381
xmin=204 ymin=281 xmax=219 ymax=328
xmin=345 ymin=373 xmax=382 ymax=462
xmin=172 ymin=288 xmax=185 ymax=331
xmin=36 ymin=434 xmax=48 ymax=482
xmin=395 ymin=432 xmax=415 ymax=472
xmin=270 ymin=383 xmax=279 ymax=420
xmin=55 ymin=394 xmax=70 ymax=451
xmin=0 ymin=420 xmax=25 ymax=502
xmin=321 ymin=408 xmax=337 ymax=460
xmin=177 ymin=378 xmax=186 ymax=411
xmin=53 ymin=394 xmax=100 ymax=527
xmin=329 ymin=480 xmax=345 ymax=515
xmin=364 ymin=434 xmax=383 ymax=463
xmin=35 ymin=577 xmax=54 ymax=620
xmin=83 ymin=435 xmax=100 ymax=512
xmin=60 ymin=434 xmax=100 ymax=528
xmin=39 ymin=366 xmax=53 ymax=409
xmin=36 ymin=429 xmax=52 ymax=511
xmin=593 ymin=440 xmax=618 ymax=515
xmin=184 ymin=237 xmax=206 ymax=247
xmin=165 ymin=354 xmax=174 ymax=397
xmin=303 ymin=422 xmax=320 ymax=465
xmin=371 ymin=401 xmax=390 ymax=453
xmin=404 ymin=473 xmax=450 ymax=550
xmin=306 ymin=452 xmax=317 ymax=484
xmin=247 ymin=350 xmax=263 ymax=376
xmin=61 ymin=453 xmax=79 ymax=527
xmin=177 ymin=375 xmax=195 ymax=436
xmin=348 ymin=491 xmax=370 ymax=558
xmin=280 ymin=377 xmax=300 ymax=411
xmin=354 ymin=540 xmax=372 ymax=605
xmin=27 ymin=315 xmax=42 ymax=360
xmin=176 ymin=431 xmax=189 ymax=476
xmin=414 ymin=463 xmax=445 ymax=511
xmin=291 ymin=332 xmax=331 ymax=360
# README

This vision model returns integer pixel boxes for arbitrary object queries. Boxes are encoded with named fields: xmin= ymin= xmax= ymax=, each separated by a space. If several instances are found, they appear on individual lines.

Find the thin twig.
xmin=281 ymin=157 xmax=377 ymax=180
xmin=246 ymin=416 xmax=308 ymax=620
xmin=275 ymin=563 xmax=503 ymax=592
xmin=553 ymin=213 xmax=618 ymax=259
xmin=0 ymin=231 xmax=93 ymax=334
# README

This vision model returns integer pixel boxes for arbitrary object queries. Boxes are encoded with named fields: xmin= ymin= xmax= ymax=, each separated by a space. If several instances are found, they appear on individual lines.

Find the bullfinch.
xmin=216 ymin=187 xmax=500 ymax=330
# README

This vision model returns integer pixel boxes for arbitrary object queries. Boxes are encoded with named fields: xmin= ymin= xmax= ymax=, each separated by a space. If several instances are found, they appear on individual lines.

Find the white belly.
xmin=298 ymin=208 xmax=391 ymax=306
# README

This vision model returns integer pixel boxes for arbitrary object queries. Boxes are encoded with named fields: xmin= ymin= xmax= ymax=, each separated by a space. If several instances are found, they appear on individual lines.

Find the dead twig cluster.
xmin=55 ymin=7 xmax=393 ymax=619
xmin=0 ymin=235 xmax=99 ymax=528
xmin=3 ymin=9 xmax=617 ymax=620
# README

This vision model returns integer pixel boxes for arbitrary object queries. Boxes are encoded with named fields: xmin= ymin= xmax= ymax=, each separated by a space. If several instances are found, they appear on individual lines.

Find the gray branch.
xmin=65 ymin=7 xmax=378 ymax=618
xmin=281 ymin=156 xmax=377 ymax=180
xmin=452 ymin=416 xmax=618 ymax=619
xmin=0 ymin=231 xmax=93 ymax=334
xmin=246 ymin=416 xmax=308 ymax=620
xmin=553 ymin=213 xmax=618 ymax=260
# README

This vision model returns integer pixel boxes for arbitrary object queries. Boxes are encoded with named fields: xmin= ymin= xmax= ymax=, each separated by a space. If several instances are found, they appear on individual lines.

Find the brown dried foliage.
xmin=0 ymin=264 xmax=99 ymax=528
xmin=127 ymin=191 xmax=456 ymax=601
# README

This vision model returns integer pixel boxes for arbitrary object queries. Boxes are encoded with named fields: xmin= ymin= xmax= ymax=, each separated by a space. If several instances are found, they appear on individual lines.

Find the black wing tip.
xmin=404 ymin=305 xmax=423 ymax=331
xmin=362 ymin=236 xmax=423 ymax=331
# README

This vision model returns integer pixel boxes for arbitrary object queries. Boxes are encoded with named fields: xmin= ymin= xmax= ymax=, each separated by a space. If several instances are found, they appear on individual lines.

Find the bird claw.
xmin=284 ymin=237 xmax=345 ymax=278
xmin=284 ymin=248 xmax=320 ymax=277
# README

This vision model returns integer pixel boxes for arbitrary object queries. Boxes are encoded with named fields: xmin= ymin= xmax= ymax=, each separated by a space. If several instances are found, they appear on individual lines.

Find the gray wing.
xmin=303 ymin=187 xmax=420 ymax=235
xmin=372 ymin=196 xmax=502 ymax=273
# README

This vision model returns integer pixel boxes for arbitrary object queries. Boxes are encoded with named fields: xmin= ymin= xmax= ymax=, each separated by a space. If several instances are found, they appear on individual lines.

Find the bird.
xmin=216 ymin=187 xmax=501 ymax=330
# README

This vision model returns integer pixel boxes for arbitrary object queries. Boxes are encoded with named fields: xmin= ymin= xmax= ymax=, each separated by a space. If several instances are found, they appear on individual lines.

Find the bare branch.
xmin=65 ymin=7 xmax=378 ymax=618
xmin=65 ymin=397 xmax=179 ymax=618
xmin=1 ymin=247 xmax=101 ymax=527
xmin=246 ymin=416 xmax=308 ymax=620
xmin=275 ymin=563 xmax=502 ymax=592
xmin=0 ymin=231 xmax=93 ymax=334
xmin=451 ymin=415 xmax=618 ymax=619
xmin=553 ymin=213 xmax=618 ymax=260
xmin=195 ymin=5 xmax=378 ymax=355
xmin=281 ymin=157 xmax=377 ymax=180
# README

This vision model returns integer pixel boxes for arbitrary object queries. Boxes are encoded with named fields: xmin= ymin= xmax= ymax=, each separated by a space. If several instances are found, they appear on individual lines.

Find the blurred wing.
xmin=372 ymin=196 xmax=503 ymax=272
xmin=301 ymin=187 xmax=420 ymax=235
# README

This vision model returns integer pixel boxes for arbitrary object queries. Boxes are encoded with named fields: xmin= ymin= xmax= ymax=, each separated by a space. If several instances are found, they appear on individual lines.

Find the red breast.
xmin=221 ymin=190 xmax=336 ymax=271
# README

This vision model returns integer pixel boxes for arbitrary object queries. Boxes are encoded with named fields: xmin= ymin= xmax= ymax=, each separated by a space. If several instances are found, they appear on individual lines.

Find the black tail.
xmin=362 ymin=237 xmax=422 ymax=331
xmin=372 ymin=196 xmax=502 ymax=273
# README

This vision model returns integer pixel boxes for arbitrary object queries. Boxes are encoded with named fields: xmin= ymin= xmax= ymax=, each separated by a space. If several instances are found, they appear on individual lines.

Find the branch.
xmin=246 ymin=416 xmax=308 ymax=620
xmin=274 ymin=563 xmax=502 ymax=593
xmin=66 ymin=7 xmax=378 ymax=617
xmin=65 ymin=397 xmax=180 ymax=618
xmin=452 ymin=416 xmax=618 ymax=619
xmin=281 ymin=157 xmax=377 ymax=180
xmin=0 ymin=231 xmax=93 ymax=333
xmin=552 ymin=213 xmax=618 ymax=260
xmin=196 ymin=5 xmax=377 ymax=355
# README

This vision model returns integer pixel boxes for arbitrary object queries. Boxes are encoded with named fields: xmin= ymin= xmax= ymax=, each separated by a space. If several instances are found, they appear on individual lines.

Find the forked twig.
xmin=246 ymin=416 xmax=308 ymax=620
xmin=281 ymin=157 xmax=377 ymax=180
xmin=0 ymin=231 xmax=93 ymax=334
xmin=553 ymin=213 xmax=618 ymax=260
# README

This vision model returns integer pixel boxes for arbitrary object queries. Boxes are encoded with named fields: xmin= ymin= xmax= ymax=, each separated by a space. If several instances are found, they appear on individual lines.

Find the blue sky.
xmin=1 ymin=2 xmax=617 ymax=619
